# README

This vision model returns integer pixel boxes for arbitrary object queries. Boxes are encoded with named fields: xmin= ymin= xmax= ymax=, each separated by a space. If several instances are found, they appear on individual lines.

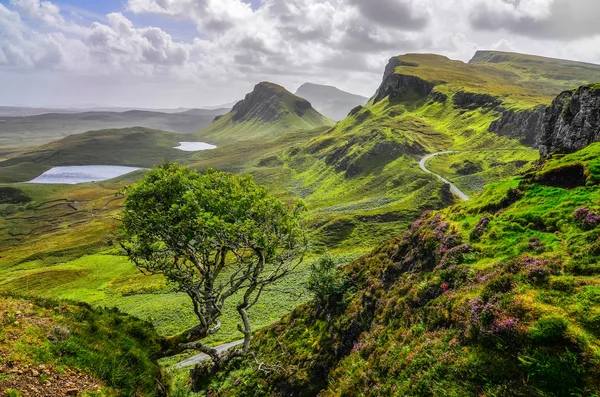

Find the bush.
xmin=574 ymin=207 xmax=600 ymax=229
xmin=530 ymin=317 xmax=569 ymax=344
xmin=307 ymin=254 xmax=346 ymax=311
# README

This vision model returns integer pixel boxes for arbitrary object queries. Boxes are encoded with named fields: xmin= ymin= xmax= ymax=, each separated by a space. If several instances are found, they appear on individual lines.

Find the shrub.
xmin=530 ymin=317 xmax=569 ymax=344
xmin=574 ymin=207 xmax=600 ymax=229
xmin=470 ymin=217 xmax=490 ymax=242
xmin=307 ymin=253 xmax=347 ymax=311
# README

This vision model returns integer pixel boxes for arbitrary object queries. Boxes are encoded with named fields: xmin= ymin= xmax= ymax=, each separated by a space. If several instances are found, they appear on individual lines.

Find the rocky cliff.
xmin=372 ymin=57 xmax=435 ymax=104
xmin=489 ymin=106 xmax=546 ymax=146
xmin=538 ymin=84 xmax=600 ymax=156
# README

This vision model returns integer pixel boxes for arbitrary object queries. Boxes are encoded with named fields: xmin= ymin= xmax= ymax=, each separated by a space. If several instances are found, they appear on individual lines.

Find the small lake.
xmin=174 ymin=142 xmax=217 ymax=151
xmin=28 ymin=165 xmax=143 ymax=184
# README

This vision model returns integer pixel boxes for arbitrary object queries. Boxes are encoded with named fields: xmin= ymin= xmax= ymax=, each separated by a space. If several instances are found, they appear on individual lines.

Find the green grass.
xmin=425 ymin=149 xmax=539 ymax=195
xmin=0 ymin=295 xmax=165 ymax=396
xmin=395 ymin=52 xmax=600 ymax=107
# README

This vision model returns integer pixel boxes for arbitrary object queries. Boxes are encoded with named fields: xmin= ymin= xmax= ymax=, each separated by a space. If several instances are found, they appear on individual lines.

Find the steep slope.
xmin=197 ymin=85 xmax=600 ymax=396
xmin=0 ymin=127 xmax=197 ymax=182
xmin=0 ymin=108 xmax=229 ymax=148
xmin=195 ymin=82 xmax=334 ymax=143
xmin=0 ymin=295 xmax=165 ymax=396
xmin=295 ymin=83 xmax=368 ymax=121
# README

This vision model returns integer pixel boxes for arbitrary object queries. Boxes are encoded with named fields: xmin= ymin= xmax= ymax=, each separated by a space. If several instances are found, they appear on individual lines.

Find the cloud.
xmin=347 ymin=0 xmax=429 ymax=30
xmin=469 ymin=0 xmax=600 ymax=40
xmin=2 ymin=0 xmax=600 ymax=107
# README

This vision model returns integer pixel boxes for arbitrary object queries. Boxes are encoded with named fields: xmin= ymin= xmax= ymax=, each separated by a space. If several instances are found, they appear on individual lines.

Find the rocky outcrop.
xmin=538 ymin=84 xmax=600 ymax=156
xmin=373 ymin=57 xmax=434 ymax=104
xmin=428 ymin=91 xmax=448 ymax=104
xmin=453 ymin=91 xmax=502 ymax=110
xmin=489 ymin=106 xmax=546 ymax=146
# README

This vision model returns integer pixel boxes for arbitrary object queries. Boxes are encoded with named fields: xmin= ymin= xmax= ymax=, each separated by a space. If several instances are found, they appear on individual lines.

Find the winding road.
xmin=419 ymin=151 xmax=470 ymax=201
xmin=175 ymin=339 xmax=244 ymax=368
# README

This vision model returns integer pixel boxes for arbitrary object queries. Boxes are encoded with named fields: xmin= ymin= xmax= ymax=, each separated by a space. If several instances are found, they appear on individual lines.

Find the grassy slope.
xmin=198 ymin=143 xmax=600 ymax=397
xmin=0 ymin=294 xmax=165 ymax=396
xmin=425 ymin=149 xmax=540 ymax=196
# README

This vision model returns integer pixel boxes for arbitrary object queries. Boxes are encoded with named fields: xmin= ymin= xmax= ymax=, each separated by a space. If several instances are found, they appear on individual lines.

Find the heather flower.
xmin=574 ymin=207 xmax=600 ymax=228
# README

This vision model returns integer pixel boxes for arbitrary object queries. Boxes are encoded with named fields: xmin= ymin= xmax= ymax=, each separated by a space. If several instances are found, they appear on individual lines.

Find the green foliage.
xmin=306 ymin=253 xmax=346 ymax=309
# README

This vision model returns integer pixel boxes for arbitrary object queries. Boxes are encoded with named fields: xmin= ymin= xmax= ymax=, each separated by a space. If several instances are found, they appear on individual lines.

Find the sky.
xmin=1 ymin=0 xmax=600 ymax=108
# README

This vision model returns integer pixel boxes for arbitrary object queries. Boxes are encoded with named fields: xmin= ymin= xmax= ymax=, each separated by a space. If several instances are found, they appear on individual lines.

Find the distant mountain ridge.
xmin=196 ymin=82 xmax=334 ymax=143
xmin=295 ymin=83 xmax=368 ymax=121
xmin=0 ymin=108 xmax=230 ymax=148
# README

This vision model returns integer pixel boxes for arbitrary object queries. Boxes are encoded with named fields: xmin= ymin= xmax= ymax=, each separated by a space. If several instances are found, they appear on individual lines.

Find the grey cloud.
xmin=470 ymin=0 xmax=600 ymax=40
xmin=348 ymin=0 xmax=429 ymax=30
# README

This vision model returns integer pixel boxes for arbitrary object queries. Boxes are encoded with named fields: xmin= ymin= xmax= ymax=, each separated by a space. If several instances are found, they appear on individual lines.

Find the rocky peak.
xmin=231 ymin=82 xmax=313 ymax=123
xmin=538 ymin=84 xmax=600 ymax=156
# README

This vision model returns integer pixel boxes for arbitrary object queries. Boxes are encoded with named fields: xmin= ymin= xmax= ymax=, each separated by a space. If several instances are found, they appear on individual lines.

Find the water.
xmin=174 ymin=142 xmax=217 ymax=151
xmin=28 ymin=165 xmax=142 ymax=184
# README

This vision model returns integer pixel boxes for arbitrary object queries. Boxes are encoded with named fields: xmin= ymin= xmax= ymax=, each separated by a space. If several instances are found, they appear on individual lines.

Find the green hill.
xmin=195 ymin=82 xmax=334 ymax=143
xmin=194 ymin=135 xmax=600 ymax=397
xmin=0 ymin=127 xmax=197 ymax=183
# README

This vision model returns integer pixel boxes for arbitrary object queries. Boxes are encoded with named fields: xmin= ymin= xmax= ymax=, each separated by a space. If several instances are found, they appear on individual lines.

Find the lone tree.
xmin=117 ymin=163 xmax=306 ymax=373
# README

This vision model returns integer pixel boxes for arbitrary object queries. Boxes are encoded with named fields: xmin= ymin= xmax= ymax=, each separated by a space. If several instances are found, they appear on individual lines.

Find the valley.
xmin=2 ymin=50 xmax=600 ymax=396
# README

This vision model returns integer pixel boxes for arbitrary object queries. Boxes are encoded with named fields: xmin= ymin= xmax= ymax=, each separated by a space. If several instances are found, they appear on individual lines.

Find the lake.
xmin=28 ymin=165 xmax=143 ymax=184
xmin=174 ymin=142 xmax=217 ymax=151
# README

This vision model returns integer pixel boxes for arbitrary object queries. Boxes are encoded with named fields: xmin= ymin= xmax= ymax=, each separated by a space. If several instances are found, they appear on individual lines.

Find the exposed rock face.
xmin=539 ymin=84 xmax=600 ymax=156
xmin=373 ymin=58 xmax=434 ymax=104
xmin=489 ymin=106 xmax=546 ymax=146
xmin=428 ymin=91 xmax=448 ymax=104
xmin=453 ymin=91 xmax=502 ymax=110
xmin=231 ymin=82 xmax=312 ymax=123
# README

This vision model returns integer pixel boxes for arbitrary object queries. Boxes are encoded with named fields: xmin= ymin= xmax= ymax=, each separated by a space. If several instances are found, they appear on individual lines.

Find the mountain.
xmin=295 ymin=83 xmax=368 ymax=121
xmin=195 ymin=82 xmax=334 ymax=143
xmin=0 ymin=105 xmax=198 ymax=117
xmin=195 ymin=83 xmax=600 ymax=396
xmin=0 ymin=108 xmax=229 ymax=148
